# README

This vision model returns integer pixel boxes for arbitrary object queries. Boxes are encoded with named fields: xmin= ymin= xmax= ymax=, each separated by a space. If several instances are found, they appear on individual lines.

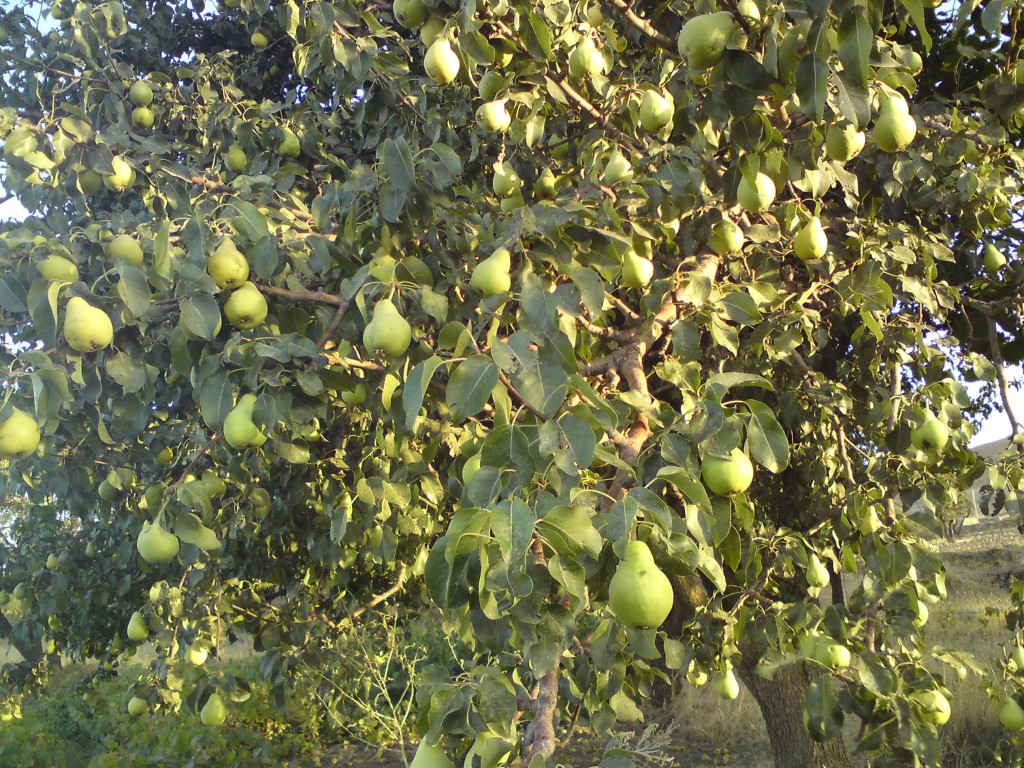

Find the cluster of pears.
xmin=873 ymin=91 xmax=917 ymax=153
xmin=700 ymin=448 xmax=754 ymax=496
xmin=0 ymin=407 xmax=41 ymax=458
xmin=363 ymin=299 xmax=412 ymax=359
xmin=128 ymin=79 xmax=155 ymax=129
xmin=64 ymin=296 xmax=114 ymax=353
xmin=608 ymin=540 xmax=674 ymax=629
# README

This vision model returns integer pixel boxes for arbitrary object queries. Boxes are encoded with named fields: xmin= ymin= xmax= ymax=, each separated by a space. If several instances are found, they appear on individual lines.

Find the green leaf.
xmin=898 ymin=0 xmax=932 ymax=50
xmin=536 ymin=505 xmax=603 ymax=560
xmin=198 ymin=371 xmax=232 ymax=430
xmin=230 ymin=201 xmax=270 ymax=243
xmin=403 ymin=355 xmax=445 ymax=431
xmin=172 ymin=512 xmax=222 ymax=551
xmin=447 ymin=355 xmax=500 ymax=422
xmin=116 ymin=263 xmax=151 ymax=318
xmin=796 ymin=55 xmax=828 ymax=122
xmin=180 ymin=294 xmax=222 ymax=341
xmin=745 ymin=400 xmax=790 ymax=472
xmin=837 ymin=8 xmax=872 ymax=86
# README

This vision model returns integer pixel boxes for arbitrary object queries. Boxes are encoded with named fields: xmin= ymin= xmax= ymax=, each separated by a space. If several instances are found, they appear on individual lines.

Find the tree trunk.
xmin=735 ymin=658 xmax=852 ymax=768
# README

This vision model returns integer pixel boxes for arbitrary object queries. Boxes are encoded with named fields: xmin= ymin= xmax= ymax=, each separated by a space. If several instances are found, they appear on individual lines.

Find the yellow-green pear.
xmin=621 ymin=249 xmax=654 ymax=288
xmin=737 ymin=0 xmax=761 ymax=20
xmin=1001 ymin=698 xmax=1024 ymax=730
xmin=0 ymin=408 xmax=41 ymax=459
xmin=814 ymin=641 xmax=851 ymax=669
xmin=873 ymin=93 xmax=916 ymax=152
xmin=639 ymin=88 xmax=673 ymax=132
xmin=910 ymin=410 xmax=949 ymax=452
xmin=200 ymin=693 xmax=228 ymax=726
xmin=462 ymin=453 xmax=482 ymax=486
xmin=277 ymin=129 xmax=301 ymax=158
xmin=208 ymin=239 xmax=250 ymax=289
xmin=470 ymin=248 xmax=512 ymax=296
xmin=569 ymin=37 xmax=604 ymax=80
xmin=225 ymin=144 xmax=247 ymax=173
xmin=251 ymin=31 xmax=268 ymax=48
xmin=708 ymin=219 xmax=744 ymax=255
xmin=492 ymin=162 xmax=521 ymax=197
xmin=46 ymin=554 xmax=58 ymax=570
xmin=1011 ymin=645 xmax=1024 ymax=672
xmin=187 ymin=643 xmax=209 ymax=666
xmin=224 ymin=281 xmax=268 ymax=330
xmin=911 ymin=689 xmax=950 ymax=726
xmin=12 ymin=583 xmax=28 ymax=600
xmin=105 ymin=156 xmax=134 ymax=191
xmin=715 ymin=668 xmax=740 ymax=700
xmin=477 ymin=99 xmax=511 ymax=133
xmin=78 ymin=169 xmax=104 ymax=195
xmin=85 ymin=541 xmax=97 ymax=557
xmin=825 ymin=123 xmax=866 ymax=163
xmin=363 ymin=300 xmax=412 ymax=359
xmin=131 ymin=106 xmax=154 ymax=129
xmin=394 ymin=0 xmax=428 ymax=28
xmin=736 ymin=171 xmax=776 ymax=212
xmin=156 ymin=446 xmax=174 ymax=465
xmin=793 ymin=217 xmax=828 ymax=261
xmin=410 ymin=740 xmax=454 ymax=768
xmin=677 ymin=12 xmax=736 ymax=69
xmin=984 ymin=243 xmax=1007 ymax=274
xmin=424 ymin=39 xmax=460 ymax=85
xmin=806 ymin=554 xmax=829 ymax=588
xmin=601 ymin=150 xmax=633 ymax=185
xmin=534 ymin=167 xmax=558 ymax=199
xmin=127 ymin=610 xmax=149 ymax=642
xmin=64 ymin=297 xmax=114 ymax=353
xmin=608 ymin=540 xmax=674 ymax=628
xmin=419 ymin=16 xmax=445 ymax=46
xmin=478 ymin=70 xmax=506 ymax=101
xmin=701 ymin=448 xmax=754 ymax=496
xmin=341 ymin=383 xmax=367 ymax=405
xmin=136 ymin=520 xmax=180 ymax=564
xmin=127 ymin=696 xmax=149 ymax=716
xmin=107 ymin=234 xmax=144 ymax=266
xmin=129 ymin=80 xmax=153 ymax=106
xmin=37 ymin=256 xmax=79 ymax=282
xmin=223 ymin=394 xmax=267 ymax=449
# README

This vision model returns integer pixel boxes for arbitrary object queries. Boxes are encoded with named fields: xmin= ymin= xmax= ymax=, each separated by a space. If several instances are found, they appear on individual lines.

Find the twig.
xmin=350 ymin=563 xmax=408 ymax=620
xmin=606 ymin=0 xmax=676 ymax=50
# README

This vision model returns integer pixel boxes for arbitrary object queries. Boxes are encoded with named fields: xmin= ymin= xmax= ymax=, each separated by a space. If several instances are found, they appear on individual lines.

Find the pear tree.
xmin=0 ymin=0 xmax=1023 ymax=767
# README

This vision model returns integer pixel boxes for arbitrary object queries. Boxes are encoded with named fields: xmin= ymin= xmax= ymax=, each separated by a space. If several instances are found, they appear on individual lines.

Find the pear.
xmin=85 ymin=542 xmax=97 ymax=557
xmin=341 ymin=383 xmax=367 ymax=405
xmin=586 ymin=3 xmax=605 ymax=26
xmin=478 ymin=70 xmax=506 ymax=101
xmin=225 ymin=144 xmax=247 ymax=173
xmin=814 ymin=641 xmax=851 ymax=669
xmin=534 ymin=167 xmax=558 ymax=199
xmin=127 ymin=610 xmax=149 ymax=642
xmin=701 ymin=448 xmax=754 ymax=496
xmin=462 ymin=453 xmax=482 ymax=485
xmin=0 ymin=408 xmax=41 ymax=459
xmin=208 ymin=239 xmax=250 ymax=289
xmin=224 ymin=281 xmax=268 ymax=330
xmin=736 ymin=171 xmax=776 ymax=212
xmin=608 ymin=540 xmax=674 ymax=628
xmin=470 ymin=248 xmax=512 ymax=297
xmin=131 ymin=106 xmax=154 ymax=129
xmin=277 ymin=129 xmax=301 ymax=158
xmin=708 ymin=219 xmax=744 ymax=255
xmin=201 ymin=469 xmax=227 ymax=498
xmin=107 ymin=233 xmax=144 ymax=265
xmin=251 ymin=31 xmax=268 ymax=48
xmin=187 ymin=643 xmax=209 ymax=666
xmin=12 ymin=583 xmax=28 ymax=600
xmin=105 ymin=156 xmax=134 ymax=191
xmin=424 ymin=39 xmax=460 ymax=85
xmin=873 ymin=93 xmax=916 ymax=152
xmin=129 ymin=80 xmax=153 ymax=106
xmin=64 ymin=297 xmax=114 ymax=353
xmin=793 ymin=217 xmax=828 ymax=261
xmin=910 ymin=690 xmax=950 ymax=726
xmin=136 ymin=519 xmax=180 ymax=564
xmin=46 ymin=554 xmax=59 ymax=570
xmin=677 ymin=12 xmax=736 ymax=69
xmin=910 ymin=410 xmax=949 ymax=452
xmin=492 ymin=162 xmax=521 ymax=197
xmin=200 ymin=693 xmax=228 ymax=726
xmin=393 ymin=0 xmax=428 ymax=28
xmin=737 ymin=0 xmax=761 ymax=20
xmin=715 ymin=668 xmax=740 ymax=700
xmin=419 ymin=17 xmax=445 ymax=47
xmin=363 ymin=300 xmax=412 ymax=359
xmin=601 ymin=150 xmax=633 ymax=185
xmin=410 ymin=740 xmax=454 ymax=768
xmin=806 ymin=555 xmax=829 ymax=588
xmin=639 ymin=89 xmax=673 ymax=132
xmin=477 ymin=99 xmax=511 ymax=133
xmin=0 ymin=591 xmax=8 ymax=607
xmin=983 ymin=243 xmax=1007 ymax=274
xmin=825 ymin=123 xmax=866 ymax=163
xmin=1001 ymin=698 xmax=1024 ymax=730
xmin=37 ymin=256 xmax=80 ymax=282
xmin=78 ymin=169 xmax=104 ymax=195
xmin=127 ymin=696 xmax=149 ymax=716
xmin=569 ymin=37 xmax=604 ymax=80
xmin=223 ymin=394 xmax=267 ymax=449
xmin=621 ymin=249 xmax=654 ymax=288
xmin=858 ymin=507 xmax=881 ymax=535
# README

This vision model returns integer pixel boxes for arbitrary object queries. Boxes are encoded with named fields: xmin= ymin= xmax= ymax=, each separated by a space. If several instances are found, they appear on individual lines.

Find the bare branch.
xmin=606 ymin=0 xmax=676 ymax=51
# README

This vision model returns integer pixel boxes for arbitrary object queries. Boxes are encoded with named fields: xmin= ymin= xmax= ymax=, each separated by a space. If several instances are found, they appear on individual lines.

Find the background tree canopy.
xmin=0 ymin=0 xmax=1023 ymax=766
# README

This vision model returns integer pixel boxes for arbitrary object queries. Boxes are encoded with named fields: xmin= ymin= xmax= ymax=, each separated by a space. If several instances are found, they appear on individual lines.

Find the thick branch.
xmin=350 ymin=564 xmax=408 ymax=621
xmin=606 ymin=0 xmax=676 ymax=50
xmin=522 ymin=665 xmax=560 ymax=764
xmin=982 ymin=311 xmax=1021 ymax=436
xmin=546 ymin=74 xmax=647 ymax=153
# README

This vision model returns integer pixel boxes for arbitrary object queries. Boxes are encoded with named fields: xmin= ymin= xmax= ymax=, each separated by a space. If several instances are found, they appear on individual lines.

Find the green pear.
xmin=341 ymin=383 xmax=367 ymax=405
xmin=37 ymin=255 xmax=80 ymax=282
xmin=0 ymin=591 xmax=8 ymax=607
xmin=251 ymin=31 xmax=268 ymax=48
xmin=105 ymin=156 xmax=134 ymax=191
xmin=715 ymin=668 xmax=740 ymax=700
xmin=462 ymin=453 xmax=482 ymax=485
xmin=137 ymin=520 xmax=180 ymax=564
xmin=419 ymin=16 xmax=445 ymax=47
xmin=201 ymin=469 xmax=226 ymax=498
xmin=0 ymin=408 xmax=41 ymax=458
xmin=478 ymin=70 xmax=506 ymax=101
xmin=1001 ymin=698 xmax=1024 ymax=730
xmin=131 ymin=106 xmax=154 ymax=129
xmin=200 ymin=693 xmax=228 ymax=726
xmin=208 ymin=238 xmax=250 ymax=289
xmin=363 ymin=300 xmax=412 ymax=359
xmin=858 ymin=507 xmax=881 ymax=535
xmin=393 ymin=0 xmax=428 ymax=28
xmin=12 ymin=583 xmax=28 ymax=601
xmin=534 ymin=167 xmax=558 ymax=199
xmin=984 ymin=243 xmax=1007 ymax=274
xmin=127 ymin=610 xmax=149 ymax=642
xmin=601 ymin=150 xmax=633 ymax=185
xmin=873 ymin=93 xmax=916 ymax=152
xmin=911 ymin=689 xmax=950 ymax=726
xmin=569 ymin=37 xmax=604 ymax=80
xmin=223 ymin=394 xmax=267 ymax=449
xmin=708 ymin=219 xmax=744 ymax=255
xmin=224 ymin=281 xmax=268 ymax=330
xmin=677 ymin=12 xmax=736 ymax=69
xmin=492 ymin=162 xmax=521 ymax=197
xmin=410 ymin=740 xmax=454 ymax=768
xmin=46 ymin=554 xmax=59 ymax=570
xmin=85 ymin=541 xmax=97 ymax=557
xmin=701 ymin=448 xmax=754 ymax=496
xmin=1010 ymin=645 xmax=1024 ymax=672
xmin=825 ymin=123 xmax=866 ymax=163
xmin=910 ymin=410 xmax=949 ymax=452
xmin=814 ymin=641 xmax=851 ymax=669
xmin=225 ymin=144 xmax=247 ymax=173
xmin=470 ymin=248 xmax=512 ymax=296
xmin=64 ymin=297 xmax=114 ymax=353
xmin=107 ymin=233 xmax=144 ymax=265
xmin=621 ymin=249 xmax=654 ymax=288
xmin=806 ymin=555 xmax=829 ymax=588
xmin=736 ymin=171 xmax=776 ymax=212
xmin=129 ymin=80 xmax=153 ymax=106
xmin=586 ymin=3 xmax=605 ymax=26
xmin=187 ymin=643 xmax=209 ymax=666
xmin=127 ymin=696 xmax=149 ymax=716
xmin=608 ymin=540 xmax=674 ymax=628
xmin=424 ymin=39 xmax=460 ymax=85
xmin=78 ymin=169 xmax=104 ymax=195
xmin=477 ymin=99 xmax=511 ymax=133
xmin=277 ymin=129 xmax=301 ymax=158
xmin=793 ymin=217 xmax=828 ymax=261
xmin=639 ymin=88 xmax=673 ymax=132
xmin=737 ymin=0 xmax=761 ymax=20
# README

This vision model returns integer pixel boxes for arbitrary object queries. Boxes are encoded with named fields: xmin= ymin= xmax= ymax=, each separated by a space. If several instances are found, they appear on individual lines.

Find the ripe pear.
xmin=911 ymin=690 xmax=950 ymax=726
xmin=715 ymin=668 xmax=740 ymax=700
xmin=224 ymin=394 xmax=267 ymax=449
xmin=85 ymin=541 xmax=97 ymax=557
xmin=129 ymin=80 xmax=153 ymax=106
xmin=608 ymin=540 xmax=674 ymax=628
xmin=225 ymin=144 xmax=247 ymax=173
xmin=639 ymin=89 xmax=673 ymax=132
xmin=621 ymin=249 xmax=654 ymax=288
xmin=478 ymin=70 xmax=506 ymax=101
xmin=601 ymin=150 xmax=633 ymax=186
xmin=107 ymin=233 xmax=144 ymax=265
xmin=0 ymin=408 xmax=41 ymax=459
xmin=127 ymin=696 xmax=149 ymax=716
xmin=470 ymin=248 xmax=512 ymax=297
xmin=873 ymin=93 xmax=916 ymax=152
xmin=136 ymin=520 xmax=180 ymax=564
xmin=677 ymin=12 xmax=736 ymax=69
xmin=825 ymin=123 xmax=866 ymax=163
xmin=251 ymin=31 xmax=268 ymax=48
xmin=569 ymin=37 xmax=604 ymax=80
xmin=419 ymin=16 xmax=445 ymax=47
xmin=806 ymin=555 xmax=829 ymax=588
xmin=187 ymin=643 xmax=209 ymax=666
xmin=534 ymin=167 xmax=558 ymax=199
xmin=477 ymin=99 xmax=511 ymax=133
xmin=815 ymin=641 xmax=851 ymax=669
xmin=410 ymin=740 xmax=454 ymax=768
xmin=910 ymin=410 xmax=949 ymax=452
xmin=78 ymin=169 xmax=104 ymax=195
xmin=363 ymin=300 xmax=412 ymax=359
xmin=708 ymin=219 xmax=744 ymax=255
xmin=984 ymin=243 xmax=1007 ymax=274
xmin=701 ymin=448 xmax=754 ymax=496
xmin=37 ymin=255 xmax=80 ymax=282
xmin=393 ymin=0 xmax=428 ymax=28
xmin=224 ymin=281 xmax=268 ymax=330
xmin=277 ymin=129 xmax=301 ymax=158
xmin=200 ymin=693 xmax=228 ymax=726
xmin=127 ymin=610 xmax=149 ymax=642
xmin=1001 ymin=698 xmax=1024 ymax=730
xmin=131 ymin=106 xmax=155 ymax=129
xmin=492 ymin=162 xmax=521 ymax=197
xmin=208 ymin=239 xmax=250 ymax=289
xmin=105 ymin=156 xmax=134 ymax=191
xmin=424 ymin=39 xmax=460 ymax=85
xmin=793 ymin=217 xmax=828 ymax=261
xmin=64 ymin=297 xmax=114 ymax=353
xmin=736 ymin=171 xmax=776 ymax=212
xmin=462 ymin=453 xmax=482 ymax=485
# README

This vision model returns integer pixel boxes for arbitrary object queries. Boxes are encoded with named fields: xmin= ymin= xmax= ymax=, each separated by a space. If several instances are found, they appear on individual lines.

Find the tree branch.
xmin=350 ymin=563 xmax=408 ymax=621
xmin=606 ymin=0 xmax=676 ymax=51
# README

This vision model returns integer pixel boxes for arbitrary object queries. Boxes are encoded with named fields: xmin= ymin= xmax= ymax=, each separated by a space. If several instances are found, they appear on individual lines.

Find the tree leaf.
xmin=745 ymin=399 xmax=790 ymax=472
xmin=447 ymin=355 xmax=500 ymax=422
